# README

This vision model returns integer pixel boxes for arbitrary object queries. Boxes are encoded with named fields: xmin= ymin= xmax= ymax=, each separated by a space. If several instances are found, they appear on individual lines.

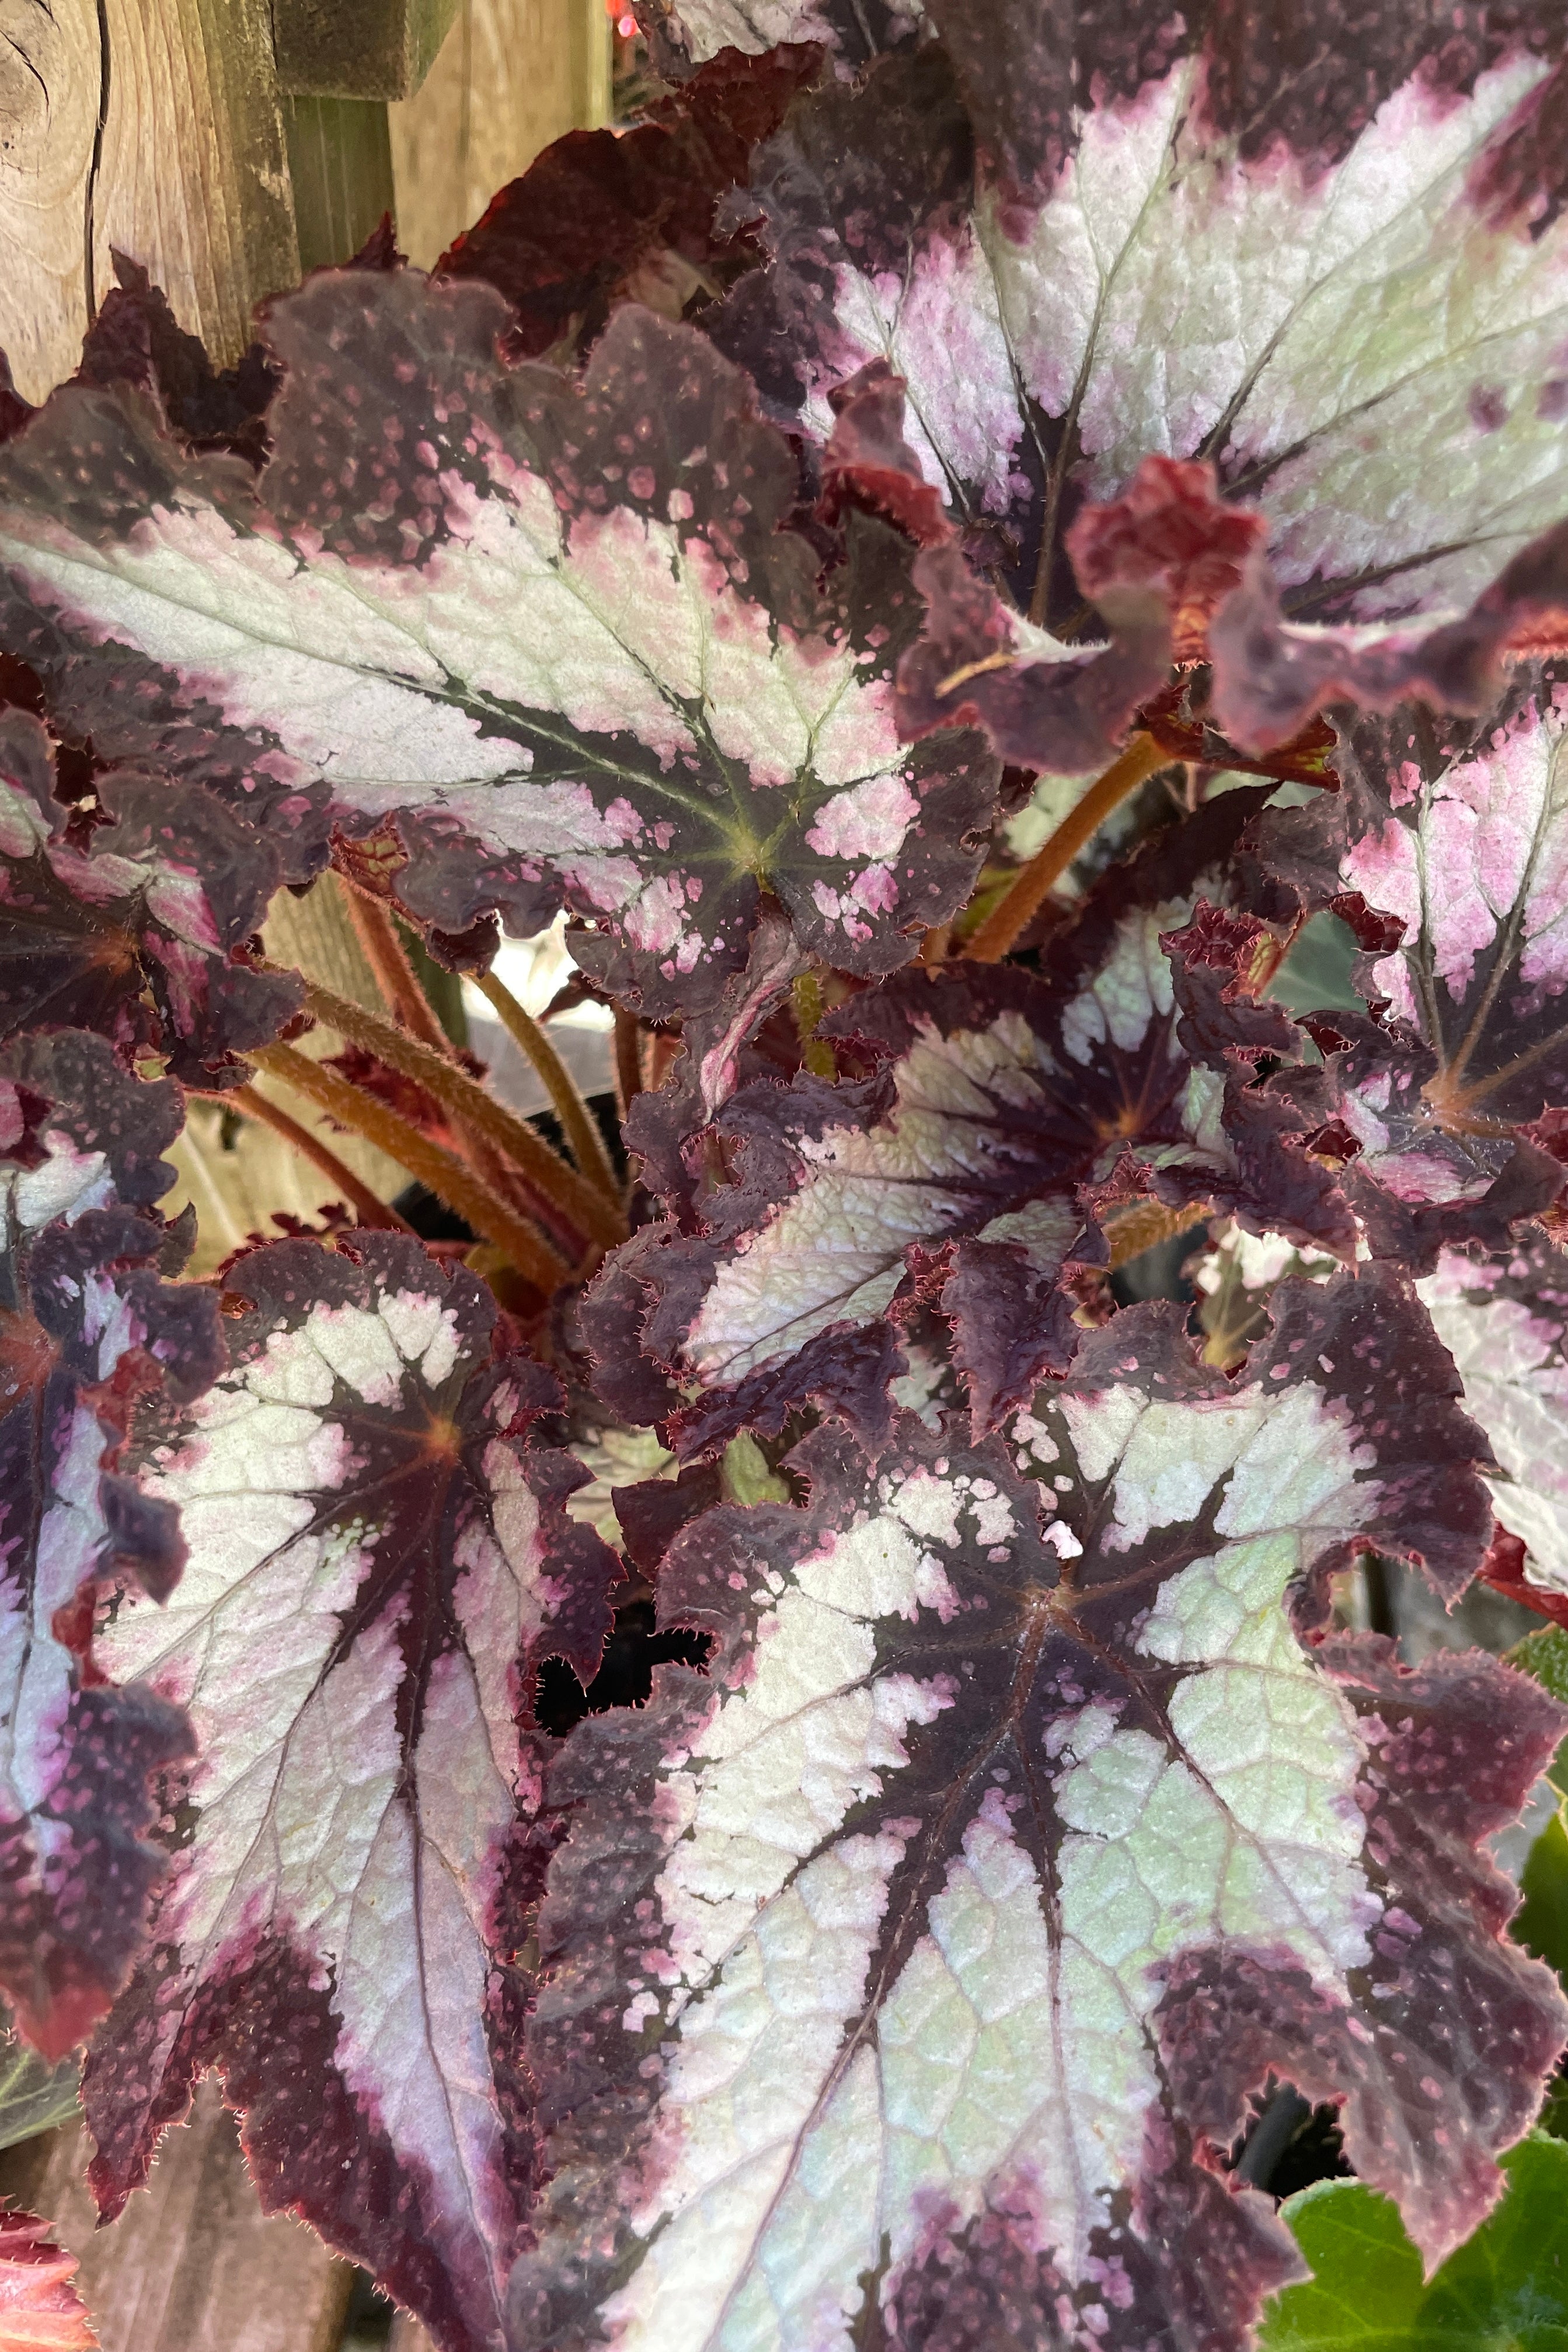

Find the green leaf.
xmin=1260 ymin=2136 xmax=1568 ymax=2350
xmin=1508 ymin=1629 xmax=1568 ymax=1801
xmin=1517 ymin=1811 xmax=1568 ymax=1986
xmin=0 ymin=2030 xmax=81 ymax=2152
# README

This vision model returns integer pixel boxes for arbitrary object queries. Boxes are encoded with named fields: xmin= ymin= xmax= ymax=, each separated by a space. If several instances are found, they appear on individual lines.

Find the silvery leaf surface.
xmin=0 ymin=281 xmax=998 ymax=1016
xmin=83 ymin=1235 xmax=621 ymax=2352
xmin=514 ymin=1272 xmax=1566 ymax=2352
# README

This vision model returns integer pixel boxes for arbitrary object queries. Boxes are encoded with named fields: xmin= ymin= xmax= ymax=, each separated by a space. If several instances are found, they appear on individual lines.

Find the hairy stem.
xmin=194 ymin=1084 xmax=416 ymax=1234
xmin=612 ymin=1005 xmax=644 ymax=1121
xmin=280 ymin=970 xmax=626 ymax=1251
xmin=966 ymin=734 xmax=1170 ymax=963
xmin=472 ymin=968 xmax=621 ymax=1207
xmin=244 ymin=1043 xmax=570 ymax=1292
xmin=342 ymin=881 xmax=451 ymax=1053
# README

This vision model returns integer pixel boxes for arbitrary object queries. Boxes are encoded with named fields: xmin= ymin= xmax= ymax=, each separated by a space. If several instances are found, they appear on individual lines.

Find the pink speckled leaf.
xmin=514 ymin=1273 xmax=1564 ymax=2352
xmin=595 ymin=790 xmax=1351 ymax=1449
xmin=0 ymin=710 xmax=299 ymax=1087
xmin=1419 ymin=1236 xmax=1568 ymax=1598
xmin=83 ymin=1235 xmax=621 ymax=2352
xmin=1267 ymin=680 xmax=1568 ymax=1232
xmin=0 ymin=277 xmax=997 ymax=1015
xmin=0 ymin=1205 xmax=220 ymax=2062
xmin=715 ymin=12 xmax=1568 ymax=766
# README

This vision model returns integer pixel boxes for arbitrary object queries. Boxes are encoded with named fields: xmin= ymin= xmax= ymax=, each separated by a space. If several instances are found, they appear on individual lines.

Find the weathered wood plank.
xmin=92 ymin=0 xmax=299 ymax=366
xmin=274 ymin=0 xmax=462 ymax=99
xmin=0 ymin=2079 xmax=353 ymax=2352
xmin=388 ymin=0 xmax=609 ymax=267
xmin=0 ymin=0 xmax=103 ymax=400
xmin=0 ymin=0 xmax=299 ymax=402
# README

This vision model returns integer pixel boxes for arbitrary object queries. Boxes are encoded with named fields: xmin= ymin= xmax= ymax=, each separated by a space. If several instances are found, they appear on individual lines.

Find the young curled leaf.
xmin=0 ymin=1204 xmax=219 ymax=2061
xmin=0 ymin=278 xmax=998 ymax=1015
xmin=515 ymin=1270 xmax=1563 ymax=2352
xmin=0 ymin=710 xmax=299 ymax=1085
xmin=0 ymin=2211 xmax=96 ymax=2352
xmin=85 ymin=1235 xmax=622 ymax=2352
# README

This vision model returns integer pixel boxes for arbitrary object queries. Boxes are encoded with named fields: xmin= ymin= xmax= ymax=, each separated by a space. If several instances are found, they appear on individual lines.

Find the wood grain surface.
xmin=0 ymin=2081 xmax=353 ymax=2352
xmin=389 ymin=0 xmax=609 ymax=266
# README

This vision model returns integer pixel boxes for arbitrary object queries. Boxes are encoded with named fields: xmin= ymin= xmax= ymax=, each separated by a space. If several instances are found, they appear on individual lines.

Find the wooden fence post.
xmin=0 ymin=2081 xmax=354 ymax=2352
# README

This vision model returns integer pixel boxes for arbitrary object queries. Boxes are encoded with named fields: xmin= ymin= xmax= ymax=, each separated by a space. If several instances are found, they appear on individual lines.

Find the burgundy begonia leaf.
xmin=0 ymin=1030 xmax=182 ymax=1259
xmin=1419 ymin=1237 xmax=1568 ymax=1598
xmin=604 ymin=792 xmax=1351 ymax=1444
xmin=437 ymin=47 xmax=822 ymax=363
xmin=513 ymin=1272 xmax=1564 ymax=2352
xmin=715 ymin=15 xmax=1568 ymax=766
xmin=83 ymin=1235 xmax=622 ymax=2352
xmin=635 ymin=0 xmax=922 ymax=80
xmin=76 ymin=254 xmax=278 ymax=471
xmin=0 ymin=710 xmax=299 ymax=1085
xmin=0 ymin=277 xmax=998 ymax=1015
xmin=0 ymin=1205 xmax=221 ymax=2062
xmin=1267 ymin=680 xmax=1568 ymax=1231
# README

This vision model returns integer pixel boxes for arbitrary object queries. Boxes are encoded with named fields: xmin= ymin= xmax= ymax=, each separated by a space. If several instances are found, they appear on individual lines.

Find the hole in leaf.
xmin=535 ymin=1598 xmax=712 ymax=1737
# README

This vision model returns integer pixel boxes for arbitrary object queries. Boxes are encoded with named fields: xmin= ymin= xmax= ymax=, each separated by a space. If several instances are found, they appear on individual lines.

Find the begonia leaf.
xmin=0 ymin=1205 xmax=221 ymax=2062
xmin=0 ymin=2211 xmax=97 ymax=2352
xmin=604 ymin=792 xmax=1351 ymax=1445
xmin=514 ymin=1272 xmax=1564 ymax=2352
xmin=437 ymin=47 xmax=823 ymax=364
xmin=0 ymin=1032 xmax=182 ymax=1259
xmin=1418 ymin=1238 xmax=1568 ymax=1596
xmin=635 ymin=0 xmax=923 ymax=79
xmin=0 ymin=710 xmax=299 ymax=1085
xmin=1259 ymin=2134 xmax=1568 ymax=2352
xmin=715 ymin=14 xmax=1568 ymax=767
xmin=1269 ymin=681 xmax=1568 ymax=1234
xmin=0 ymin=278 xmax=998 ymax=1014
xmin=83 ymin=1234 xmax=621 ymax=2352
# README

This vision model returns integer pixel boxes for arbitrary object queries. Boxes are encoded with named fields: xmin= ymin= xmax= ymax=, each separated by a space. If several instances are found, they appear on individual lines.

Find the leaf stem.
xmin=194 ymin=1084 xmax=416 ymax=1234
xmin=341 ymin=879 xmax=451 ymax=1053
xmin=243 ymin=1043 xmax=571 ymax=1292
xmin=280 ymin=971 xmax=626 ymax=1251
xmin=471 ymin=967 xmax=621 ymax=1207
xmin=966 ymin=733 xmax=1170 ymax=963
xmin=612 ymin=1005 xmax=644 ymax=1120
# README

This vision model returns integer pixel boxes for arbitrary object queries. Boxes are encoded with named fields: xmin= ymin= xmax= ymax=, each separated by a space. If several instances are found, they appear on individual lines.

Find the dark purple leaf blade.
xmin=0 ymin=1206 xmax=220 ymax=2061
xmin=0 ymin=710 xmax=299 ymax=1085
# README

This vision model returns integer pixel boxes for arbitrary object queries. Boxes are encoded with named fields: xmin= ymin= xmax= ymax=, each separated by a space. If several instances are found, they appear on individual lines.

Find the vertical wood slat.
xmin=388 ymin=0 xmax=611 ymax=268
xmin=0 ymin=2080 xmax=353 ymax=2352
xmin=0 ymin=0 xmax=299 ymax=403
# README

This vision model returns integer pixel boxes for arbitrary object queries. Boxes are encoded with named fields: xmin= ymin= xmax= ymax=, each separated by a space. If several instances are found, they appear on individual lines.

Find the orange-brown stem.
xmin=966 ymin=734 xmax=1170 ymax=964
xmin=244 ymin=1043 xmax=570 ymax=1292
xmin=341 ymin=879 xmax=452 ymax=1053
xmin=194 ymin=1084 xmax=416 ymax=1234
xmin=276 ymin=970 xmax=625 ymax=1252
xmin=472 ymin=967 xmax=622 ymax=1208
xmin=612 ymin=1005 xmax=644 ymax=1121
